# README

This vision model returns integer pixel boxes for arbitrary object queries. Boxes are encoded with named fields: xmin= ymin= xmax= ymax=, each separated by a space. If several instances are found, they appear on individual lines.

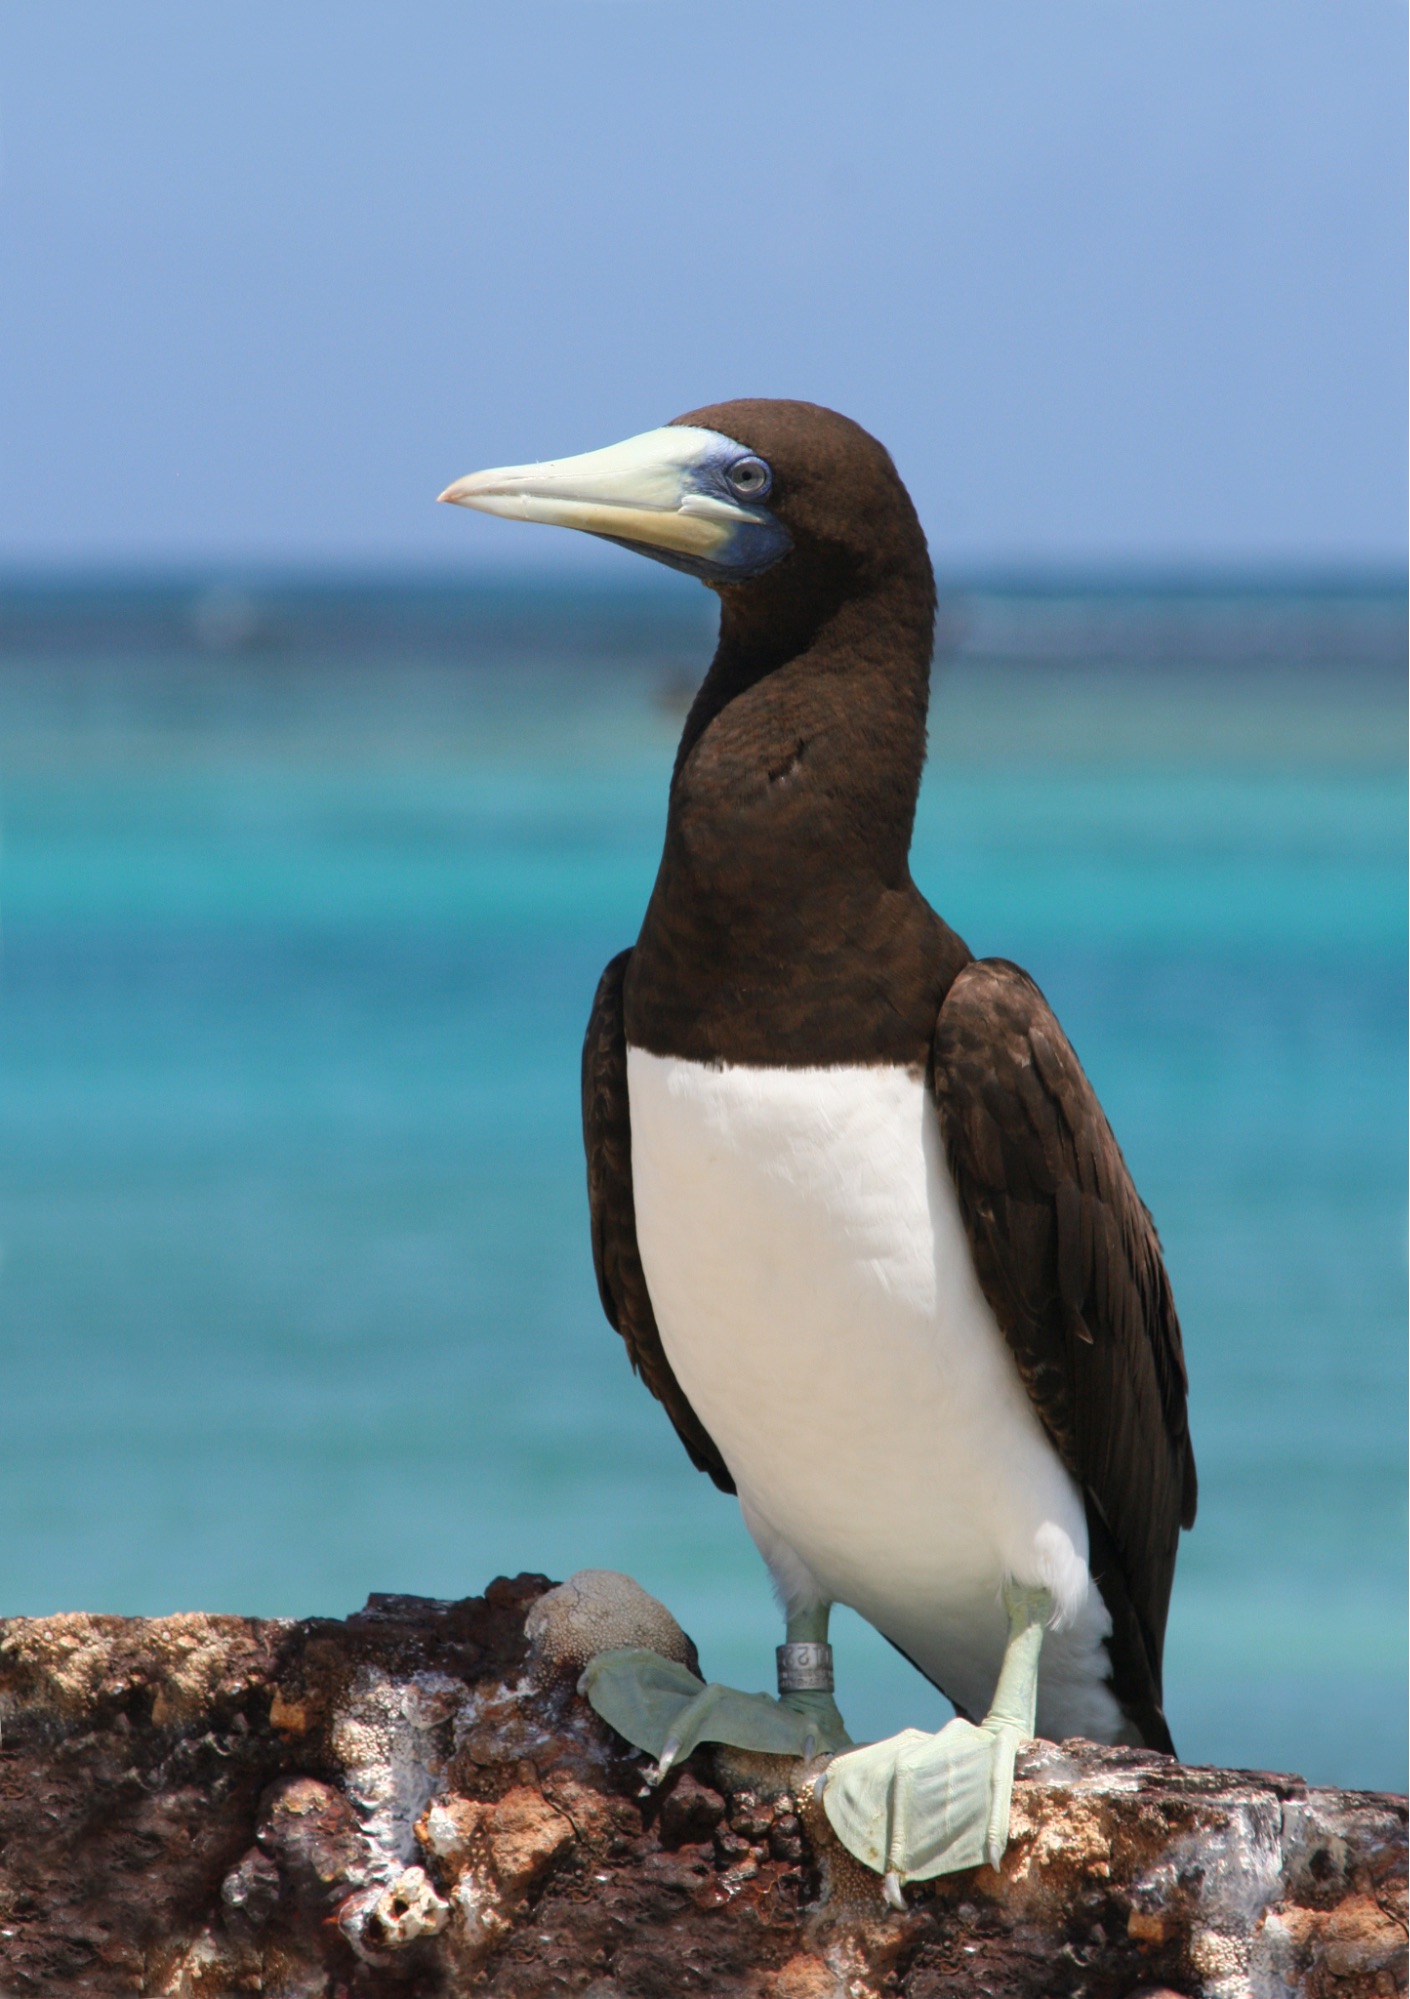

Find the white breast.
xmin=626 ymin=1048 xmax=1126 ymax=1742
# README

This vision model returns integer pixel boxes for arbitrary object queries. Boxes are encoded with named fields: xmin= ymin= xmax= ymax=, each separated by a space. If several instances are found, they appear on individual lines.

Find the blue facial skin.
xmin=602 ymin=433 xmax=793 ymax=584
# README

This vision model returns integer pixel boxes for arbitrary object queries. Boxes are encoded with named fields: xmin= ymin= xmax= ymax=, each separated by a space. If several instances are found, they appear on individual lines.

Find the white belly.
xmin=626 ymin=1048 xmax=1126 ymax=1742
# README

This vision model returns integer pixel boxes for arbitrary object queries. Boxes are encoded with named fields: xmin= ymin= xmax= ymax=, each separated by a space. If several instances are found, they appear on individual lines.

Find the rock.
xmin=341 ymin=1863 xmax=451 ymax=1958
xmin=257 ymin=1775 xmax=373 ymax=1906
xmin=658 ymin=1769 xmax=727 ymax=1847
xmin=524 ymin=1567 xmax=701 ymax=1679
xmin=0 ymin=1574 xmax=1399 ymax=1997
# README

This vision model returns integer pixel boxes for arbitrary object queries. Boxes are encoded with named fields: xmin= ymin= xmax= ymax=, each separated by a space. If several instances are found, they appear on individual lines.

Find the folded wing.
xmin=932 ymin=958 xmax=1197 ymax=1749
xmin=582 ymin=951 xmax=735 ymax=1493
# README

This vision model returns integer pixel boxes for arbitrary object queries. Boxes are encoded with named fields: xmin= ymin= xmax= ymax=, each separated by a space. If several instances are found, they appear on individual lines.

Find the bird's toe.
xmin=821 ymin=1716 xmax=1021 ymax=1891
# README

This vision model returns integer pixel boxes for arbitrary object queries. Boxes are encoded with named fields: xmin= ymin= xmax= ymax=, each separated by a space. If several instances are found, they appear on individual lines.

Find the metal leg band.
xmin=776 ymin=1640 xmax=835 ymax=1695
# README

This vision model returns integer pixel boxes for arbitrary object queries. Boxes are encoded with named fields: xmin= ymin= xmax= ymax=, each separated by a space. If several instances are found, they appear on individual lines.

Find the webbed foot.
xmin=820 ymin=1585 xmax=1050 ymax=1896
xmin=821 ymin=1711 xmax=1024 ymax=1892
xmin=580 ymin=1620 xmax=851 ymax=1781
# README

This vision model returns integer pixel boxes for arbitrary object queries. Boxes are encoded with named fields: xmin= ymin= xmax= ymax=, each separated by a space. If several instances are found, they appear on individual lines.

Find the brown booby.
xmin=440 ymin=401 xmax=1196 ymax=1898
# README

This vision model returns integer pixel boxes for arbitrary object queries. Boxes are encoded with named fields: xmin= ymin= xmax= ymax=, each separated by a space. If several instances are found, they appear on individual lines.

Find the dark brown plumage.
xmin=581 ymin=399 xmax=1195 ymax=1749
xmin=582 ymin=950 xmax=734 ymax=1493
xmin=930 ymin=959 xmax=1196 ymax=1749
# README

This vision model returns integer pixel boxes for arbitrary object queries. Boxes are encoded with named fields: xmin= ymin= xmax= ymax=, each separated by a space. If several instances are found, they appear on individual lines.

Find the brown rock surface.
xmin=0 ymin=1575 xmax=1402 ymax=1998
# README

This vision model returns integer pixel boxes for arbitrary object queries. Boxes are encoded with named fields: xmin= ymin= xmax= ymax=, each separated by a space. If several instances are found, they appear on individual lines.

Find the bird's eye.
xmin=726 ymin=456 xmax=772 ymax=500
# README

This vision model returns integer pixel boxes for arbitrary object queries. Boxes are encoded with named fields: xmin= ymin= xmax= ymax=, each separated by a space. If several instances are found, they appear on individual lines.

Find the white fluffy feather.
xmin=626 ymin=1048 xmax=1128 ymax=1743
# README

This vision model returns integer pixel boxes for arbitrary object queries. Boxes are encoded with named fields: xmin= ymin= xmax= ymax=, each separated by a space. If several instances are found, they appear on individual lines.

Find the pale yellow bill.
xmin=438 ymin=425 xmax=758 ymax=562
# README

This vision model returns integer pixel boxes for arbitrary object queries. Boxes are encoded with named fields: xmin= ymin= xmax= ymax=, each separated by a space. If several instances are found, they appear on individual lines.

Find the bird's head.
xmin=438 ymin=399 xmax=928 ymax=604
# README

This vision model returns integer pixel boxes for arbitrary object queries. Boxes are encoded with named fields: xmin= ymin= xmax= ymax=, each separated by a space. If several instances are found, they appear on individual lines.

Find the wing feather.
xmin=582 ymin=951 xmax=735 ymax=1493
xmin=932 ymin=957 xmax=1196 ymax=1748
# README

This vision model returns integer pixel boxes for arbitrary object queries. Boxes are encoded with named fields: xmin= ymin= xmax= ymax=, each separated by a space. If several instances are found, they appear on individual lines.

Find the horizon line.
xmin=0 ymin=558 xmax=1404 ymax=599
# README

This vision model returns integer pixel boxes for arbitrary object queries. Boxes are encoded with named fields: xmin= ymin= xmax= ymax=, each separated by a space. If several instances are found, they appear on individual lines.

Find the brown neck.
xmin=625 ymin=550 xmax=971 ymax=1067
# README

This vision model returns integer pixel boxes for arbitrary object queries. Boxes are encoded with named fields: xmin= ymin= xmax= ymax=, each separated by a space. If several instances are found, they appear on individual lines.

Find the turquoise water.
xmin=0 ymin=579 xmax=1404 ymax=1791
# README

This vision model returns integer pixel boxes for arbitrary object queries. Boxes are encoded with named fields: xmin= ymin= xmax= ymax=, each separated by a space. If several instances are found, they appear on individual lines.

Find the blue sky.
xmin=0 ymin=2 xmax=1403 ymax=571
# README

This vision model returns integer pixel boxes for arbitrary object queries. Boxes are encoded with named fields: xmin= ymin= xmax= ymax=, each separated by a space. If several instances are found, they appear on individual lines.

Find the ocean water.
xmin=0 ymin=576 xmax=1403 ymax=1792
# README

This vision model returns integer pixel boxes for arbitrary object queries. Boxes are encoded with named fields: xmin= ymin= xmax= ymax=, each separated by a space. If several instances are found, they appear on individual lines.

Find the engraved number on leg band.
xmin=776 ymin=1641 xmax=835 ymax=1695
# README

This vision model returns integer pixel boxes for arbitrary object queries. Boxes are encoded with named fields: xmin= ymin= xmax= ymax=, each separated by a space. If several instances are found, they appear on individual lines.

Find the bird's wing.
xmin=582 ymin=950 xmax=735 ymax=1494
xmin=931 ymin=957 xmax=1196 ymax=1748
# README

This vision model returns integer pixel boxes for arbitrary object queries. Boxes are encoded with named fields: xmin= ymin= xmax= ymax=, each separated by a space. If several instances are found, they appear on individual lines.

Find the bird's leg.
xmin=820 ymin=1583 xmax=1050 ymax=1905
xmin=774 ymin=1602 xmax=852 ymax=1757
xmin=580 ymin=1603 xmax=852 ymax=1783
